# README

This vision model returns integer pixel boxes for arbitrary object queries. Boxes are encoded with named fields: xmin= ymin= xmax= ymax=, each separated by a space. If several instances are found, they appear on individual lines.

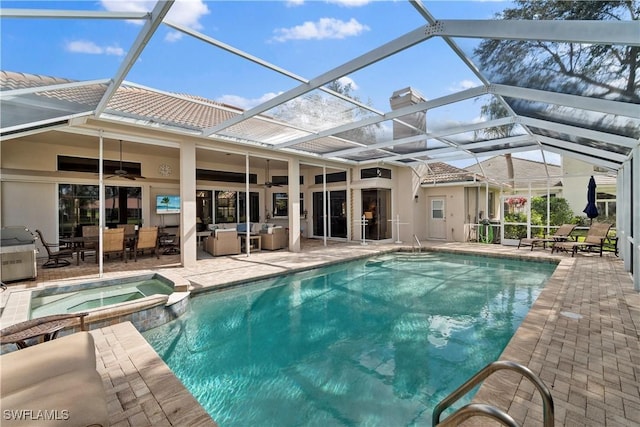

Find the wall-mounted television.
xmin=156 ymin=195 xmax=180 ymax=214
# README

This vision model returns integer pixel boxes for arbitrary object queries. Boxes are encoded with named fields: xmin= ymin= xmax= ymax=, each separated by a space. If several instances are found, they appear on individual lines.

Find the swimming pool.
xmin=143 ymin=252 xmax=556 ymax=426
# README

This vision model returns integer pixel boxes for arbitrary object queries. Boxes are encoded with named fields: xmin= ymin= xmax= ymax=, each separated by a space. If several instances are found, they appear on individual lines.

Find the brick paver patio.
xmin=1 ymin=239 xmax=638 ymax=426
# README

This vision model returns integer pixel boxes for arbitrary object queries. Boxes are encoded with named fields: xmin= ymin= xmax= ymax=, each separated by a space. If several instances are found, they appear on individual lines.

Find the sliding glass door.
xmin=362 ymin=188 xmax=391 ymax=240
xmin=312 ymin=190 xmax=347 ymax=238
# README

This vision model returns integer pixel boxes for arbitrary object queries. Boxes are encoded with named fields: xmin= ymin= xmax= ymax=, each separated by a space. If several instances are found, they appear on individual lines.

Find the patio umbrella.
xmin=582 ymin=176 xmax=599 ymax=224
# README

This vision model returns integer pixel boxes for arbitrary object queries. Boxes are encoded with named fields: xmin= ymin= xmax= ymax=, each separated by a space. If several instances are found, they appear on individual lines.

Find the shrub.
xmin=530 ymin=196 xmax=574 ymax=226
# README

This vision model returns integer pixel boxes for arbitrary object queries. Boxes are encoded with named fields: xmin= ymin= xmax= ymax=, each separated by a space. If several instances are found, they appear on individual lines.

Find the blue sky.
xmin=1 ymin=1 xmax=507 ymax=108
xmin=1 ymin=0 xmax=559 ymax=165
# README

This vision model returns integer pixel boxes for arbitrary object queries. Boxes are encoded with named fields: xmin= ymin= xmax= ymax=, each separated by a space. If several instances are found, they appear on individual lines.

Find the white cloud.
xmin=272 ymin=18 xmax=369 ymax=42
xmin=449 ymin=79 xmax=480 ymax=92
xmin=100 ymin=0 xmax=210 ymax=42
xmin=216 ymin=92 xmax=282 ymax=111
xmin=336 ymin=76 xmax=359 ymax=90
xmin=66 ymin=40 xmax=125 ymax=56
xmin=286 ymin=0 xmax=305 ymax=6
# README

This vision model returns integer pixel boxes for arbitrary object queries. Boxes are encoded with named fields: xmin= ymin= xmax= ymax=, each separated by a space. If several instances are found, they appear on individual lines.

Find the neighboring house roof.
xmin=421 ymin=162 xmax=484 ymax=185
xmin=465 ymin=156 xmax=563 ymax=188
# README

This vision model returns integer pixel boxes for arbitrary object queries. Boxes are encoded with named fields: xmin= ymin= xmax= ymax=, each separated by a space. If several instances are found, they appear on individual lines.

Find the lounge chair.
xmin=518 ymin=224 xmax=576 ymax=251
xmin=35 ymin=229 xmax=73 ymax=268
xmin=552 ymin=222 xmax=612 ymax=257
xmin=133 ymin=226 xmax=159 ymax=261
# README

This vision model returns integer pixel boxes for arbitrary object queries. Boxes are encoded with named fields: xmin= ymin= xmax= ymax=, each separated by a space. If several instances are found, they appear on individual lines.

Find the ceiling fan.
xmin=263 ymin=159 xmax=282 ymax=188
xmin=106 ymin=140 xmax=145 ymax=181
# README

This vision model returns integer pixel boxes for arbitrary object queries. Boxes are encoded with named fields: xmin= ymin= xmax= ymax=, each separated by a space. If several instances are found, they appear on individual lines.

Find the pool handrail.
xmin=434 ymin=403 xmax=518 ymax=427
xmin=413 ymin=234 xmax=422 ymax=253
xmin=432 ymin=360 xmax=554 ymax=427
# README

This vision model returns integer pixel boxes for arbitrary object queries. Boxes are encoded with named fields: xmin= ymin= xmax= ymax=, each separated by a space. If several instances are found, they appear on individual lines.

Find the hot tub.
xmin=27 ymin=273 xmax=190 ymax=333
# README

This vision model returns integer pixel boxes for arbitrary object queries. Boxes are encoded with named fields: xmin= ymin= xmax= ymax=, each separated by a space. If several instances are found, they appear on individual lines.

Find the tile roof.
xmin=1 ymin=70 xmax=240 ymax=132
xmin=466 ymin=156 xmax=562 ymax=188
xmin=421 ymin=162 xmax=483 ymax=185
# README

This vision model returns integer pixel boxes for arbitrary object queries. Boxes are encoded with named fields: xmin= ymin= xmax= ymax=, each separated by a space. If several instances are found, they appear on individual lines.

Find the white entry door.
xmin=428 ymin=197 xmax=447 ymax=240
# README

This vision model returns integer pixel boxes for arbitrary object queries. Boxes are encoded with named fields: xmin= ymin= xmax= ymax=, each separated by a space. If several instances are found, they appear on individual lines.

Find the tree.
xmin=474 ymin=1 xmax=639 ymax=103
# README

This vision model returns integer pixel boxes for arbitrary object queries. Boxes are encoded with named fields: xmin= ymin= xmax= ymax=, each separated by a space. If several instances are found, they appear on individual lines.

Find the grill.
xmin=1 ymin=227 xmax=37 ymax=282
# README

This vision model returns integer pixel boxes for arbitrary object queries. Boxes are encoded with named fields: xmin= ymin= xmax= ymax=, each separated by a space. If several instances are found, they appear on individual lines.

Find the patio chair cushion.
xmin=1 ymin=369 xmax=107 ymax=427
xmin=1 ymin=331 xmax=95 ymax=395
xmin=0 ymin=332 xmax=108 ymax=427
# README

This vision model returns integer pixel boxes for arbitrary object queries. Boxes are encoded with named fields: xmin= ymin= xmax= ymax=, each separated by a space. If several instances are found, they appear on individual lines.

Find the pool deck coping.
xmin=1 ymin=239 xmax=638 ymax=426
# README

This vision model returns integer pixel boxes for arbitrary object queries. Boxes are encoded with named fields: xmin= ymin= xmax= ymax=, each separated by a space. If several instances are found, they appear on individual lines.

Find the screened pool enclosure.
xmin=0 ymin=1 xmax=638 ymax=289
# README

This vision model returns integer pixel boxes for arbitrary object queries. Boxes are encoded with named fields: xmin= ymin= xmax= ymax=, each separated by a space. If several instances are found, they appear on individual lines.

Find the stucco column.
xmin=288 ymin=159 xmax=301 ymax=252
xmin=180 ymin=140 xmax=197 ymax=268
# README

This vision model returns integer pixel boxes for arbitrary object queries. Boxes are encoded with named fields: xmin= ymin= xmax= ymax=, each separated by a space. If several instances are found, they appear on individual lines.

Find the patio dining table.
xmin=60 ymin=233 xmax=137 ymax=264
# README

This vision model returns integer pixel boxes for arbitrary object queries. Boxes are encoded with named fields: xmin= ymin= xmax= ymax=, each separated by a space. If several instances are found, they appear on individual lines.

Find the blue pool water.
xmin=143 ymin=252 xmax=556 ymax=426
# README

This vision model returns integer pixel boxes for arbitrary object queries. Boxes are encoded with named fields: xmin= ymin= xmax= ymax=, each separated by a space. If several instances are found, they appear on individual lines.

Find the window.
xmin=215 ymin=191 xmax=259 ymax=223
xmin=273 ymin=193 xmax=288 ymax=217
xmin=239 ymin=192 xmax=259 ymax=223
xmin=58 ymin=155 xmax=141 ymax=176
xmin=271 ymin=176 xmax=305 ymax=185
xmin=314 ymin=171 xmax=346 ymax=184
xmin=197 ymin=169 xmax=257 ymax=184
xmin=431 ymin=200 xmax=444 ymax=219
xmin=361 ymin=167 xmax=391 ymax=179
xmin=58 ymin=184 xmax=141 ymax=237
xmin=215 ymin=191 xmax=237 ymax=223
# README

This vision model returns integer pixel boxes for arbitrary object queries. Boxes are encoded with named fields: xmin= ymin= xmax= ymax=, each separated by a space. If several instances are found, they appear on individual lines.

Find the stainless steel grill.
xmin=1 ymin=227 xmax=37 ymax=282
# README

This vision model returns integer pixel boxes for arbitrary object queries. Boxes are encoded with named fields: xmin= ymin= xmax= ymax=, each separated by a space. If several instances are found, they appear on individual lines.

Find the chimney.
xmin=389 ymin=87 xmax=426 ymax=140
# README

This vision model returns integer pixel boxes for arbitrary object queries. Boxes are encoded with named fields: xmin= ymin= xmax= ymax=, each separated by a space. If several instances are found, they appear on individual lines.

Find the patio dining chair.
xmin=552 ymin=222 xmax=612 ymax=257
xmin=35 ymin=229 xmax=74 ymax=268
xmin=518 ymin=224 xmax=576 ymax=251
xmin=81 ymin=225 xmax=100 ymax=262
xmin=101 ymin=228 xmax=127 ymax=263
xmin=133 ymin=226 xmax=159 ymax=261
